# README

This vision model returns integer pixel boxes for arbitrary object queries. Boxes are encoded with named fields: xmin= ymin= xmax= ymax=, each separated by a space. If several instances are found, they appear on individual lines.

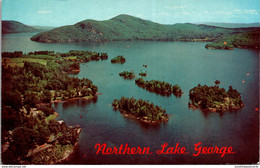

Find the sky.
xmin=2 ymin=0 xmax=260 ymax=27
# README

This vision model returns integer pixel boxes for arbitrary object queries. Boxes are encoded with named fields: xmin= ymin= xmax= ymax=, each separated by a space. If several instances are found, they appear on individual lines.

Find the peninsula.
xmin=1 ymin=50 xmax=107 ymax=164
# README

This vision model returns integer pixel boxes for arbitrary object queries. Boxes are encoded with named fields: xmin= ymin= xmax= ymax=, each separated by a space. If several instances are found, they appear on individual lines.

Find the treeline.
xmin=135 ymin=78 xmax=182 ymax=97
xmin=119 ymin=70 xmax=135 ymax=79
xmin=189 ymin=84 xmax=244 ymax=112
xmin=28 ymin=51 xmax=55 ymax=55
xmin=112 ymin=97 xmax=168 ymax=123
xmin=60 ymin=50 xmax=108 ymax=60
xmin=2 ymin=51 xmax=23 ymax=57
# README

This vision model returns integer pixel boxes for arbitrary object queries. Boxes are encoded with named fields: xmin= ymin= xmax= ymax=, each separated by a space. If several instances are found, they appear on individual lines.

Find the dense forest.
xmin=30 ymin=14 xmax=258 ymax=43
xmin=112 ymin=97 xmax=168 ymax=123
xmin=189 ymin=84 xmax=244 ymax=112
xmin=205 ymin=29 xmax=260 ymax=49
xmin=135 ymin=78 xmax=182 ymax=97
xmin=119 ymin=70 xmax=135 ymax=79
xmin=1 ymin=50 xmax=106 ymax=164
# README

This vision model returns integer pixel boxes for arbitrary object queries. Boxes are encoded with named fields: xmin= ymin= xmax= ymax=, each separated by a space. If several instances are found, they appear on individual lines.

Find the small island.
xmin=119 ymin=70 xmax=135 ymax=79
xmin=139 ymin=70 xmax=147 ymax=77
xmin=135 ymin=78 xmax=183 ymax=97
xmin=111 ymin=55 xmax=126 ymax=64
xmin=112 ymin=97 xmax=168 ymax=124
xmin=189 ymin=84 xmax=245 ymax=112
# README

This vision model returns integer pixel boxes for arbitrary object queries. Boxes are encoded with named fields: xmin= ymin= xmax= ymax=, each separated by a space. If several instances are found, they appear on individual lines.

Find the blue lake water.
xmin=2 ymin=33 xmax=259 ymax=164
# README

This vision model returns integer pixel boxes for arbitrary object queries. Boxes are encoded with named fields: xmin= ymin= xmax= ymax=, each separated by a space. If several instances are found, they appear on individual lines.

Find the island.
xmin=111 ymin=55 xmax=126 ymax=64
xmin=112 ymin=97 xmax=168 ymax=124
xmin=139 ymin=70 xmax=147 ymax=77
xmin=189 ymin=84 xmax=245 ymax=112
xmin=135 ymin=78 xmax=183 ymax=97
xmin=119 ymin=70 xmax=135 ymax=79
xmin=1 ymin=50 xmax=104 ymax=164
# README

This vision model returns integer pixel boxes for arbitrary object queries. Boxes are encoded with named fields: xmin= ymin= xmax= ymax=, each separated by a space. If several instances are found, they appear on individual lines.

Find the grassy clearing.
xmin=64 ymin=56 xmax=77 ymax=60
xmin=3 ymin=57 xmax=48 ymax=67
xmin=46 ymin=114 xmax=57 ymax=122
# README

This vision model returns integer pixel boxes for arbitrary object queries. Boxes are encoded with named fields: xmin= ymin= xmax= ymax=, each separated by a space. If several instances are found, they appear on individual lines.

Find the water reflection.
xmin=61 ymin=96 xmax=98 ymax=109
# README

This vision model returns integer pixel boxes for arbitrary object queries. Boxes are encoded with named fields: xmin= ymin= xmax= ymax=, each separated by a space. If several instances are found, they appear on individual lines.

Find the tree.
xmin=12 ymin=127 xmax=39 ymax=157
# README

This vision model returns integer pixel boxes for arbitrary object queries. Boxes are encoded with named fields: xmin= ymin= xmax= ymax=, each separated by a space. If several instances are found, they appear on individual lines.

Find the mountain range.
xmin=30 ymin=14 xmax=259 ymax=43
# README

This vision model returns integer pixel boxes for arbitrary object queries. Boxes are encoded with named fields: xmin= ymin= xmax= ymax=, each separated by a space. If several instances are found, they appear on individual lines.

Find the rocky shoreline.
xmin=188 ymin=103 xmax=245 ymax=112
xmin=51 ymin=93 xmax=101 ymax=103
xmin=117 ymin=108 xmax=169 ymax=124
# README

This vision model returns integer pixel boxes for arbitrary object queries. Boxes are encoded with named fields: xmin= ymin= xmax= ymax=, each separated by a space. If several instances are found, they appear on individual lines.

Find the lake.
xmin=2 ymin=33 xmax=259 ymax=164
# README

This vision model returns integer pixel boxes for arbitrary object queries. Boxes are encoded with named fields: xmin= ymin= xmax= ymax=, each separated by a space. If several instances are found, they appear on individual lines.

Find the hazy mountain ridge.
xmin=30 ymin=14 xmax=256 ymax=43
xmin=197 ymin=22 xmax=260 ymax=28
xmin=2 ymin=20 xmax=39 ymax=34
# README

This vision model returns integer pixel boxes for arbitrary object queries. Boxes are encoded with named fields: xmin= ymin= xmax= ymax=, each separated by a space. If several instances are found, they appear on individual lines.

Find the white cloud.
xmin=38 ymin=10 xmax=52 ymax=14
xmin=152 ymin=12 xmax=170 ymax=16
xmin=244 ymin=9 xmax=258 ymax=15
xmin=165 ymin=6 xmax=186 ymax=10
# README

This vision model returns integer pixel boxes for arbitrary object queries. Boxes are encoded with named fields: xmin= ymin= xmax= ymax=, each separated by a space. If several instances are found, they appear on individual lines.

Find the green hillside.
xmin=205 ymin=29 xmax=260 ymax=49
xmin=2 ymin=20 xmax=39 ymax=34
xmin=30 ymin=14 xmax=252 ymax=43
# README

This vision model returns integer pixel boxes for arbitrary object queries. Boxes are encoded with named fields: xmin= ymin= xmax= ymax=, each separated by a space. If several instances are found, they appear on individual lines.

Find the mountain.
xmin=197 ymin=22 xmax=260 ymax=28
xmin=31 ymin=14 xmax=257 ymax=43
xmin=32 ymin=26 xmax=56 ymax=31
xmin=205 ymin=29 xmax=260 ymax=49
xmin=2 ymin=20 xmax=39 ymax=34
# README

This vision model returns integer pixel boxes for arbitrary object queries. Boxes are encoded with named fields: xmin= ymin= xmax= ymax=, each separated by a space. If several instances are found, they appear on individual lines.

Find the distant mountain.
xmin=2 ymin=20 xmax=39 ymax=34
xmin=198 ymin=22 xmax=260 ymax=28
xmin=32 ymin=26 xmax=56 ymax=31
xmin=31 ymin=14 xmax=256 ymax=43
xmin=205 ymin=29 xmax=260 ymax=49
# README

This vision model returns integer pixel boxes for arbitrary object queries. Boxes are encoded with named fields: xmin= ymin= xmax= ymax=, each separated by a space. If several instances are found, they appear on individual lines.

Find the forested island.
xmin=135 ymin=78 xmax=182 ymax=96
xmin=111 ymin=55 xmax=126 ymax=64
xmin=119 ymin=70 xmax=135 ymax=79
xmin=1 ymin=50 xmax=106 ymax=164
xmin=189 ymin=84 xmax=244 ymax=112
xmin=139 ymin=70 xmax=147 ymax=77
xmin=112 ymin=97 xmax=168 ymax=124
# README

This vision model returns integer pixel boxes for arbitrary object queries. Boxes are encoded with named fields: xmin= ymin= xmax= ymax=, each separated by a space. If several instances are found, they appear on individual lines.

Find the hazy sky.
xmin=2 ymin=0 xmax=260 ymax=27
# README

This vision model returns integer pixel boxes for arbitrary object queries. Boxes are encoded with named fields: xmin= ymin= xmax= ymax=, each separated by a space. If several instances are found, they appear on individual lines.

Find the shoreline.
xmin=188 ymin=103 xmax=245 ymax=112
xmin=51 ymin=93 xmax=102 ymax=103
xmin=54 ymin=141 xmax=79 ymax=164
xmin=116 ymin=108 xmax=169 ymax=124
